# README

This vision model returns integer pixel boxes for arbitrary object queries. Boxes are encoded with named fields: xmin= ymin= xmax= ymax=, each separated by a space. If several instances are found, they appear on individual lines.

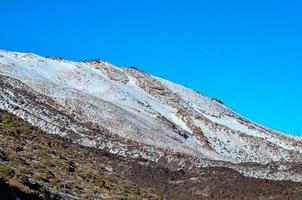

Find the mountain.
xmin=0 ymin=50 xmax=302 ymax=199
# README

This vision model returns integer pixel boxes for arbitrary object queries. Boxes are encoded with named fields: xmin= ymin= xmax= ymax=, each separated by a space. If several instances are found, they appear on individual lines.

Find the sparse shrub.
xmin=32 ymin=162 xmax=43 ymax=170
xmin=18 ymin=167 xmax=31 ymax=175
xmin=0 ymin=122 xmax=16 ymax=133
xmin=33 ymin=172 xmax=47 ymax=182
xmin=6 ymin=152 xmax=18 ymax=163
xmin=0 ymin=164 xmax=14 ymax=177
xmin=15 ymin=127 xmax=29 ymax=135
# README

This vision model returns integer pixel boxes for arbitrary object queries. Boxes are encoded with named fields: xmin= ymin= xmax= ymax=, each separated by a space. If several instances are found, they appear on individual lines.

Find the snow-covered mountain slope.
xmin=0 ymin=50 xmax=302 ymax=182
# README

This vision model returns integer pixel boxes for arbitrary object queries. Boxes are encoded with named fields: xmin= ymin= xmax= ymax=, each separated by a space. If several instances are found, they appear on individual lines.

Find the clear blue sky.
xmin=1 ymin=0 xmax=301 ymax=135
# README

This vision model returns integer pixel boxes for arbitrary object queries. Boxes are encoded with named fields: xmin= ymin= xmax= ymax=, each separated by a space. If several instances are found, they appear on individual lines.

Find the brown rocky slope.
xmin=1 ymin=109 xmax=302 ymax=199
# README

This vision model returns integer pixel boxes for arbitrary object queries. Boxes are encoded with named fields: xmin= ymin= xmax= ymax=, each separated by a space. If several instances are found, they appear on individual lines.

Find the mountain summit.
xmin=0 ymin=50 xmax=302 ymax=199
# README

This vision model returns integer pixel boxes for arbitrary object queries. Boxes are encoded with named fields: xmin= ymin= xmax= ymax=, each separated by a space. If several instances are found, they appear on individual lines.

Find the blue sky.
xmin=1 ymin=0 xmax=301 ymax=135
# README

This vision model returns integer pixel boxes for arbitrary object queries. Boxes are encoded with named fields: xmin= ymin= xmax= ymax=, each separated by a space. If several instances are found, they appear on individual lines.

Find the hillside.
xmin=1 ymin=110 xmax=302 ymax=199
xmin=0 ymin=50 xmax=302 ymax=199
xmin=0 ymin=109 xmax=160 ymax=199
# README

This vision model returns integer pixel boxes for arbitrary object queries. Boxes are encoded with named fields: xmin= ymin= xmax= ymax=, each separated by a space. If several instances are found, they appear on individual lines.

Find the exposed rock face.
xmin=0 ymin=49 xmax=302 ymax=186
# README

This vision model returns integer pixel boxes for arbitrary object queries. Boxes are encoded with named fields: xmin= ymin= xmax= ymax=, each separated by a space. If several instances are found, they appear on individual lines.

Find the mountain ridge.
xmin=0 ymin=49 xmax=302 ymax=185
